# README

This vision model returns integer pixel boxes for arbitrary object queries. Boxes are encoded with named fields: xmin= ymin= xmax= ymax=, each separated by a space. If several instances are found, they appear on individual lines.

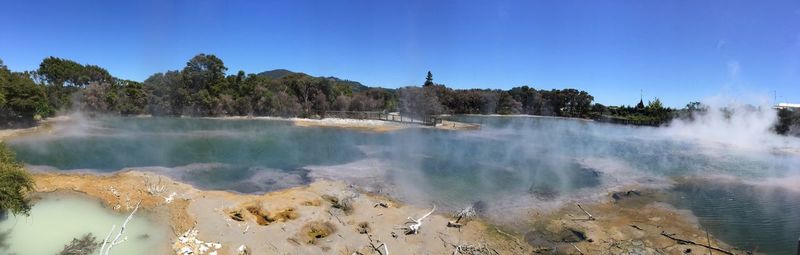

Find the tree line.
xmin=0 ymin=53 xmax=797 ymax=134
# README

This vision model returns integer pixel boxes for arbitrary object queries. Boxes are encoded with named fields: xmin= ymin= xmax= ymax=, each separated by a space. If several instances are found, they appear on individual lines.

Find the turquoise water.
xmin=669 ymin=180 xmax=800 ymax=254
xmin=7 ymin=116 xmax=800 ymax=254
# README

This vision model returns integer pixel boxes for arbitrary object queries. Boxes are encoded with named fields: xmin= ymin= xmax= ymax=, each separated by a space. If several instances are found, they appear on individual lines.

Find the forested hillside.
xmin=1 ymin=53 xmax=795 ymax=134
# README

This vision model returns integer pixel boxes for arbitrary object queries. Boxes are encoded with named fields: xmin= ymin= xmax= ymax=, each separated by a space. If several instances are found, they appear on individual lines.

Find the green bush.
xmin=0 ymin=142 xmax=34 ymax=216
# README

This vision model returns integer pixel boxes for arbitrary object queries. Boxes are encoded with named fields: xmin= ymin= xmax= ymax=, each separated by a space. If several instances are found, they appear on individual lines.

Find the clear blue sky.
xmin=1 ymin=0 xmax=799 ymax=107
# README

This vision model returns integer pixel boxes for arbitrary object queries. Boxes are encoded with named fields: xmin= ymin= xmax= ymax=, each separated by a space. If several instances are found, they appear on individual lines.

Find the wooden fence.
xmin=324 ymin=111 xmax=441 ymax=126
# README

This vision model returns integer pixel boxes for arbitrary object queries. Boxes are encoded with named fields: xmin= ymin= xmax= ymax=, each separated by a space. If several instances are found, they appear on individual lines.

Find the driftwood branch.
xmin=706 ymin=230 xmax=713 ymax=255
xmin=576 ymin=203 xmax=595 ymax=220
xmin=100 ymin=201 xmax=141 ymax=255
xmin=375 ymin=243 xmax=389 ymax=255
xmin=439 ymin=237 xmax=498 ymax=255
xmin=145 ymin=177 xmax=166 ymax=195
xmin=660 ymin=231 xmax=734 ymax=255
xmin=99 ymin=225 xmax=115 ymax=254
xmin=328 ymin=209 xmax=346 ymax=226
xmin=448 ymin=205 xmax=477 ymax=228
xmin=494 ymin=227 xmax=522 ymax=247
xmin=571 ymin=243 xmax=585 ymax=255
xmin=403 ymin=204 xmax=436 ymax=234
xmin=365 ymin=233 xmax=387 ymax=255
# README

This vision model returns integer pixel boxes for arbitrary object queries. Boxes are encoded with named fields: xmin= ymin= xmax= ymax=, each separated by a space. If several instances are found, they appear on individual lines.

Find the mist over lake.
xmin=7 ymin=112 xmax=800 ymax=254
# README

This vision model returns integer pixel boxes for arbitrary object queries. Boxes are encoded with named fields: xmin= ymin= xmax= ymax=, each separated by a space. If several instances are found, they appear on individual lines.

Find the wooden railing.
xmin=324 ymin=111 xmax=441 ymax=126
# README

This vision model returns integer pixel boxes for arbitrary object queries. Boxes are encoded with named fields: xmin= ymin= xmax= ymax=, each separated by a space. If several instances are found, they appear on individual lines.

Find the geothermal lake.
xmin=6 ymin=115 xmax=800 ymax=254
xmin=0 ymin=193 xmax=168 ymax=255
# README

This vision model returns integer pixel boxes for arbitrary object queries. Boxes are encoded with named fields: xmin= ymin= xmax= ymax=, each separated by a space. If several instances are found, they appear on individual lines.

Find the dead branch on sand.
xmin=145 ymin=177 xmax=166 ymax=195
xmin=571 ymin=243 xmax=585 ymax=255
xmin=448 ymin=205 xmax=477 ymax=228
xmin=439 ymin=236 xmax=499 ymax=255
xmin=660 ymin=231 xmax=734 ymax=255
xmin=377 ymin=243 xmax=389 ymax=255
xmin=575 ymin=203 xmax=595 ymax=221
xmin=398 ymin=204 xmax=436 ymax=234
xmin=328 ymin=209 xmax=346 ymax=226
xmin=364 ymin=232 xmax=388 ymax=255
xmin=493 ymin=227 xmax=522 ymax=247
xmin=99 ymin=201 xmax=140 ymax=255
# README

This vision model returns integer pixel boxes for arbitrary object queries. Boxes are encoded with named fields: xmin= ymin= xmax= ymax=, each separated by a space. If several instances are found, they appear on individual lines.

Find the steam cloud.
xmin=7 ymin=100 xmax=800 ymax=225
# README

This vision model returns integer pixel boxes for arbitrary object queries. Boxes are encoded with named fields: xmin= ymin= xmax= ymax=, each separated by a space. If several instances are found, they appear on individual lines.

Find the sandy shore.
xmin=0 ymin=116 xmax=71 ymax=141
xmin=292 ymin=118 xmax=410 ymax=132
xmin=1 ymin=115 xmax=481 ymax=139
xmin=202 ymin=116 xmax=412 ymax=132
xmin=33 ymin=171 xmax=526 ymax=255
xmin=218 ymin=116 xmax=485 ymax=132
xmin=29 ymin=170 xmax=754 ymax=255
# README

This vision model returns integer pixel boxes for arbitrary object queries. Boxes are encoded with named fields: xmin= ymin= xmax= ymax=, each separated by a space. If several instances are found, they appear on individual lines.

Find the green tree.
xmin=81 ymin=82 xmax=112 ymax=112
xmin=182 ymin=54 xmax=228 ymax=115
xmin=0 ymin=59 xmax=9 ymax=107
xmin=0 ymin=142 xmax=35 ymax=216
xmin=36 ymin=57 xmax=113 ymax=112
xmin=118 ymin=80 xmax=148 ymax=115
xmin=1 ymin=72 xmax=48 ymax=123
xmin=37 ymin=57 xmax=112 ymax=87
xmin=424 ymin=71 xmax=434 ymax=86
xmin=144 ymin=71 xmax=186 ymax=116
xmin=497 ymin=92 xmax=522 ymax=114
xmin=647 ymin=98 xmax=663 ymax=110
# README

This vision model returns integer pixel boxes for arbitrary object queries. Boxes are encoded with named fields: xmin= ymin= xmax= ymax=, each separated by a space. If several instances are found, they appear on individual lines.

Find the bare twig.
xmin=449 ymin=205 xmax=477 ymax=228
xmin=571 ymin=243 xmax=585 ymax=255
xmin=100 ymin=201 xmax=141 ymax=255
xmin=660 ymin=231 xmax=734 ymax=255
xmin=99 ymin=225 xmax=114 ymax=254
xmin=145 ymin=177 xmax=166 ymax=195
xmin=328 ymin=209 xmax=346 ymax=226
xmin=576 ymin=203 xmax=595 ymax=220
xmin=365 ymin=234 xmax=386 ymax=255
xmin=706 ymin=230 xmax=713 ymax=255
xmin=375 ymin=243 xmax=389 ymax=255
xmin=494 ymin=227 xmax=521 ymax=247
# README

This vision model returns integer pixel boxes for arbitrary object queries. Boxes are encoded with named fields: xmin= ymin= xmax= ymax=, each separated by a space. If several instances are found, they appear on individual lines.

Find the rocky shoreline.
xmin=33 ymin=171 xmax=524 ymax=254
xmin=29 ymin=170 xmax=753 ymax=255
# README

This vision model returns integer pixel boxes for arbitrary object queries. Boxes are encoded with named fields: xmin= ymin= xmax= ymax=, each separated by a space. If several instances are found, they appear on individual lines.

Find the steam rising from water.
xmin=7 ymin=103 xmax=800 ymax=253
xmin=662 ymin=103 xmax=794 ymax=153
xmin=13 ymin=103 xmax=800 ymax=199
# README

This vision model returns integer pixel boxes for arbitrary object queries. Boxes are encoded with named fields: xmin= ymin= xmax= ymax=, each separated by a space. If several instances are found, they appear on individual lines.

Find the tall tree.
xmin=424 ymin=71 xmax=434 ymax=86
xmin=182 ymin=54 xmax=228 ymax=115
xmin=143 ymin=71 xmax=185 ymax=116
xmin=118 ymin=80 xmax=148 ymax=115
xmin=0 ymin=72 xmax=49 ymax=124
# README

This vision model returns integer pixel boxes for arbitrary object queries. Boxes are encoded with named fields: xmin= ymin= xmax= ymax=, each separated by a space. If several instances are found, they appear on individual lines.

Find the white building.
xmin=774 ymin=103 xmax=800 ymax=110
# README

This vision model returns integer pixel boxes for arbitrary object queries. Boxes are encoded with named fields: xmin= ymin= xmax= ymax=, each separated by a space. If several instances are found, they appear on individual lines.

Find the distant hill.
xmin=257 ymin=69 xmax=371 ymax=92
xmin=257 ymin=69 xmax=296 ymax=79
